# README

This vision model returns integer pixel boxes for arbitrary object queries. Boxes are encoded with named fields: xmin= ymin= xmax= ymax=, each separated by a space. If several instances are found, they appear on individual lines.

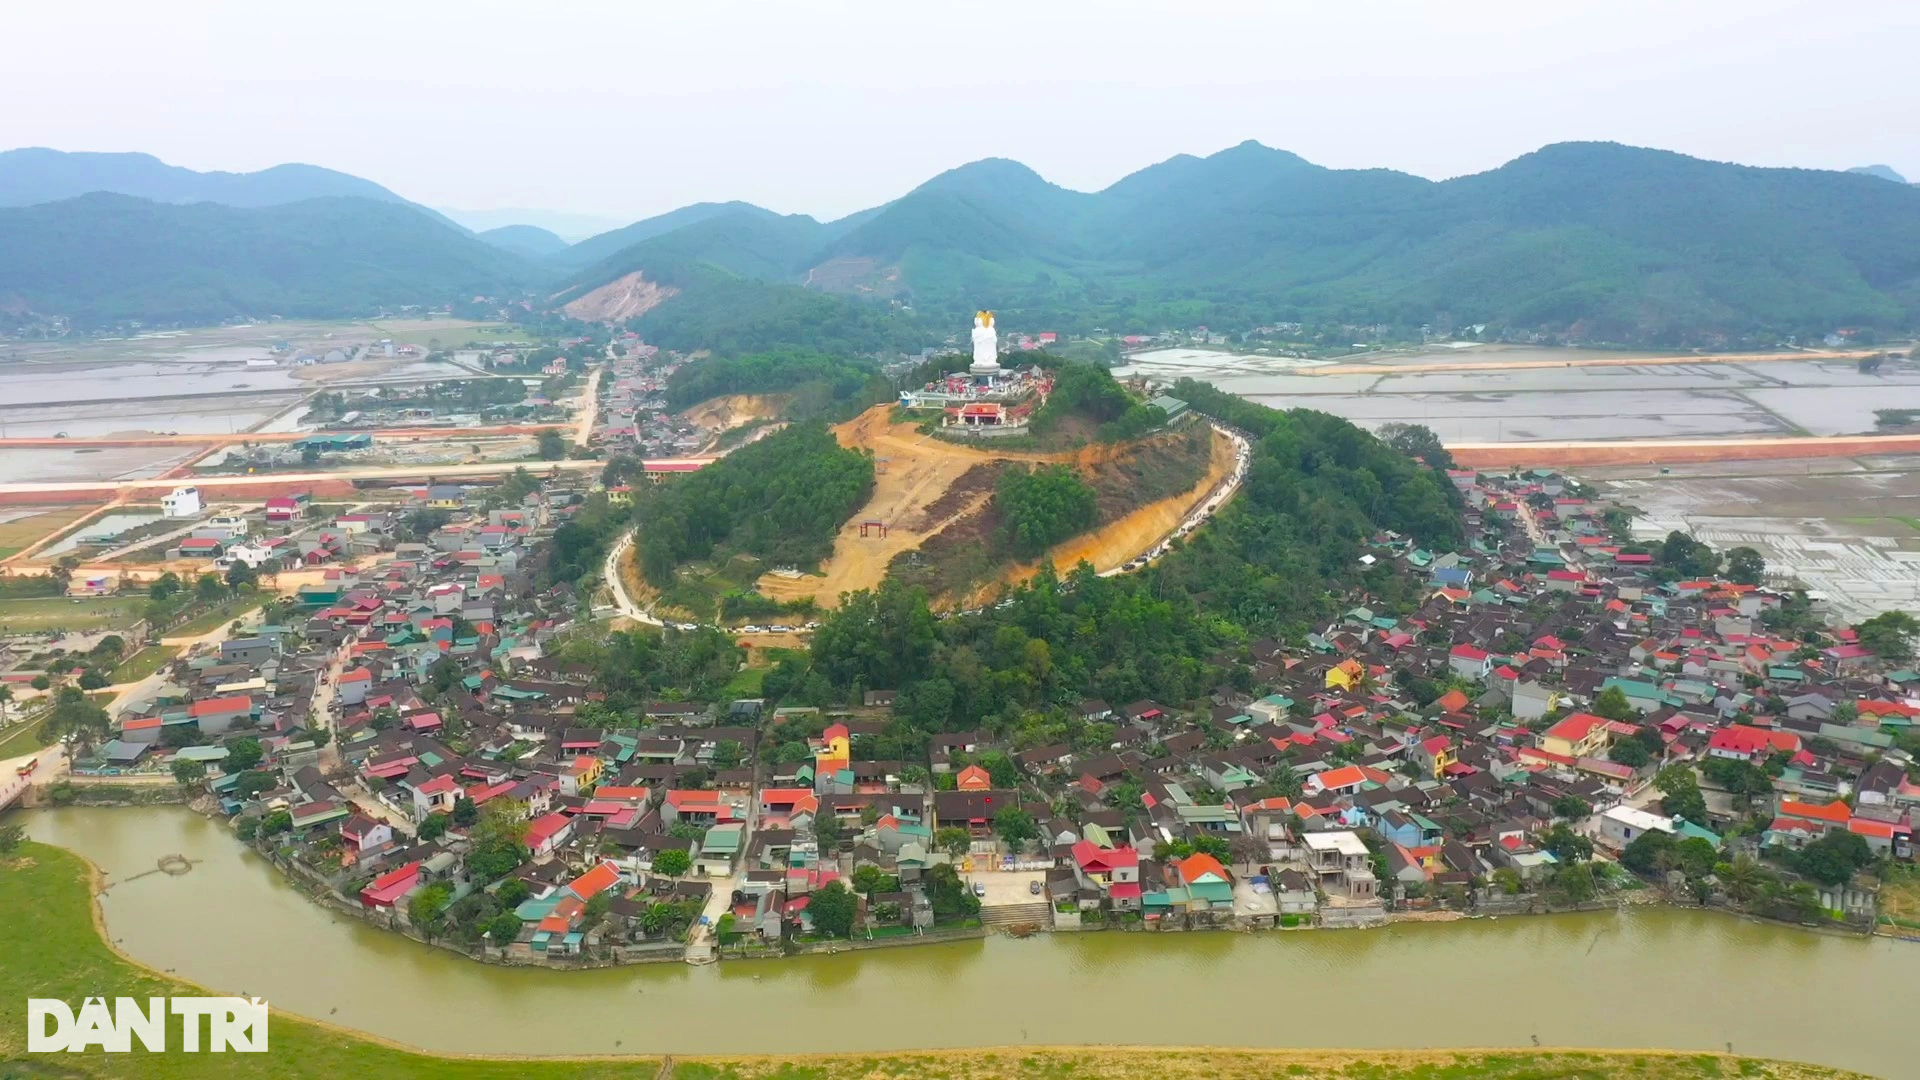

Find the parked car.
xmin=1028 ymin=880 xmax=1042 ymax=895
xmin=971 ymin=881 xmax=986 ymax=898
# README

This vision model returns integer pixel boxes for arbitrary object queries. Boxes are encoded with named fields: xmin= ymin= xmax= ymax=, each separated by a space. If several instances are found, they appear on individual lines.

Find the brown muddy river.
xmin=22 ymin=808 xmax=1916 ymax=1075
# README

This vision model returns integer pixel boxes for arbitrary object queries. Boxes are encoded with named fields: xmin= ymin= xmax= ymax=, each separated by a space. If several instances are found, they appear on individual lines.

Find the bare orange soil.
xmin=755 ymin=407 xmax=1097 ymax=608
xmin=990 ymin=425 xmax=1236 ymax=595
xmin=759 ymin=407 xmax=1232 ymax=610
xmin=682 ymin=393 xmax=789 ymax=431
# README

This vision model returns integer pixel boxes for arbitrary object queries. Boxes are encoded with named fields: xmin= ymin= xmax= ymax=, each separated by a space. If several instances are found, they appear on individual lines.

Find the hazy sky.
xmin=4 ymin=0 xmax=1914 ymax=224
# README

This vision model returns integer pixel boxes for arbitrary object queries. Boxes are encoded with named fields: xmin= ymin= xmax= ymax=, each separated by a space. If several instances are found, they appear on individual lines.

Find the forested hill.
xmin=788 ymin=385 xmax=1462 ymax=739
xmin=556 ymin=140 xmax=1920 ymax=344
xmin=478 ymin=224 xmax=568 ymax=259
xmin=662 ymin=349 xmax=889 ymax=418
xmin=0 ymin=193 xmax=530 ymax=326
xmin=550 ymin=236 xmax=928 ymax=357
xmin=545 ymin=201 xmax=802 ymax=275
xmin=0 ymin=147 xmax=463 ymax=230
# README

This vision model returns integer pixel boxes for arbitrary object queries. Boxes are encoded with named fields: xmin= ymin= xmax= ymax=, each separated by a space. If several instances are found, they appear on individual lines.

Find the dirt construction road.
xmin=756 ymin=406 xmax=1080 ymax=608
xmin=964 ymin=425 xmax=1240 ymax=606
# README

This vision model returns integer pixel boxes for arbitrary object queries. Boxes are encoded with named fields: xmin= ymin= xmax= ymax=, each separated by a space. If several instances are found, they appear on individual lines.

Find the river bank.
xmin=0 ymin=838 xmax=1875 ymax=1079
xmin=128 ymin=790 xmax=1862 ymax=976
xmin=13 ymin=807 xmax=1916 ymax=1075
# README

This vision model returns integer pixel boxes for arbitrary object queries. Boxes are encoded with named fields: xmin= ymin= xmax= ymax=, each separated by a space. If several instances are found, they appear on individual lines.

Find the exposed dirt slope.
xmin=758 ymin=406 xmax=1229 ymax=610
xmin=755 ymin=405 xmax=1076 ymax=608
xmin=558 ymin=270 xmax=678 ymax=321
xmin=961 ymin=425 xmax=1235 ymax=606
xmin=682 ymin=393 xmax=791 ymax=433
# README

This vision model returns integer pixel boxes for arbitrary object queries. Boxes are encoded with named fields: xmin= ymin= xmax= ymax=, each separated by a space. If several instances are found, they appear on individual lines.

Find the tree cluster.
xmin=663 ymin=348 xmax=887 ymax=417
xmin=994 ymin=464 xmax=1098 ymax=558
xmin=1031 ymin=362 xmax=1161 ymax=442
xmin=634 ymin=423 xmax=874 ymax=586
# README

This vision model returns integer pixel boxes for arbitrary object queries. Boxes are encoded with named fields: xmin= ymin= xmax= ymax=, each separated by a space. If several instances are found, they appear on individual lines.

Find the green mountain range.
xmin=558 ymin=141 xmax=1920 ymax=343
xmin=545 ymin=201 xmax=799 ymax=275
xmin=0 ymin=147 xmax=465 ymax=231
xmin=4 ymin=141 xmax=1919 ymax=341
xmin=0 ymin=193 xmax=526 ymax=325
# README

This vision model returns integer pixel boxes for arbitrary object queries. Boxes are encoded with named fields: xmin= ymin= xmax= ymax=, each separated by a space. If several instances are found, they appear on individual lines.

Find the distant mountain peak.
xmin=477 ymin=223 xmax=568 ymax=259
xmin=915 ymin=157 xmax=1056 ymax=194
xmin=1211 ymin=139 xmax=1308 ymax=165
xmin=1850 ymin=164 xmax=1910 ymax=184
xmin=0 ymin=146 xmax=462 ymax=231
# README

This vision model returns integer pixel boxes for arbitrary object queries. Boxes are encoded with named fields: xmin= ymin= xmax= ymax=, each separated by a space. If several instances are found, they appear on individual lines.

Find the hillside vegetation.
xmin=664 ymin=348 xmax=889 ymax=419
xmin=554 ymin=140 xmax=1920 ymax=344
xmin=21 ymin=140 xmax=1912 ymax=340
xmin=476 ymin=223 xmax=568 ymax=259
xmin=0 ymin=193 xmax=528 ymax=325
xmin=994 ymin=464 xmax=1099 ymax=558
xmin=801 ymin=386 xmax=1460 ymax=737
xmin=549 ymin=241 xmax=926 ymax=356
xmin=633 ymin=423 xmax=875 ymax=585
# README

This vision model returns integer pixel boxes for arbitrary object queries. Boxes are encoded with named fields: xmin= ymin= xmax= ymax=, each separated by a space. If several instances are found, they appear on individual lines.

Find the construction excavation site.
xmin=752 ymin=404 xmax=1242 ymax=611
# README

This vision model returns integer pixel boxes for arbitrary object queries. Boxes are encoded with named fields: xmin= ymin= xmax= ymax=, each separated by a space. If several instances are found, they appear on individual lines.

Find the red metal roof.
xmin=359 ymin=861 xmax=421 ymax=907
xmin=188 ymin=695 xmax=251 ymax=718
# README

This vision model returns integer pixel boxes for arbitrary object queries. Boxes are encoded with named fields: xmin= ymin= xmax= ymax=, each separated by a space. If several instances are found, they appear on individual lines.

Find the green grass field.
xmin=0 ymin=595 xmax=146 ymax=633
xmin=165 ymin=596 xmax=262 ymax=639
xmin=364 ymin=319 xmax=527 ymax=350
xmin=718 ymin=665 xmax=766 ymax=700
xmin=0 ymin=717 xmax=53 ymax=760
xmin=109 ymin=645 xmax=179 ymax=684
xmin=0 ymin=842 xmax=1868 ymax=1079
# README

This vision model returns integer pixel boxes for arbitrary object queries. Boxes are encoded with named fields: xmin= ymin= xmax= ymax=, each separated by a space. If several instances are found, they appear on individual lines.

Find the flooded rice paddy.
xmin=1118 ymin=347 xmax=1920 ymax=443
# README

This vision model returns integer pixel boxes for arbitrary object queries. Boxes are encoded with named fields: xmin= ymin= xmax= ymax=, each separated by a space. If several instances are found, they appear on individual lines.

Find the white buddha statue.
xmin=968 ymin=310 xmax=1001 ymax=376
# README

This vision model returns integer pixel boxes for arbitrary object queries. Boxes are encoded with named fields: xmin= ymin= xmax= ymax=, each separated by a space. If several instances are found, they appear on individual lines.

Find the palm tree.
xmin=1716 ymin=855 xmax=1765 ymax=905
xmin=640 ymin=902 xmax=672 ymax=936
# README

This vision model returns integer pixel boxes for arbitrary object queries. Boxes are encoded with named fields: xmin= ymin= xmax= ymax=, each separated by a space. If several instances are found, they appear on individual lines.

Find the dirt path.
xmin=573 ymin=365 xmax=603 ymax=447
xmin=755 ymin=406 xmax=1079 ymax=608
xmin=965 ymin=425 xmax=1242 ymax=605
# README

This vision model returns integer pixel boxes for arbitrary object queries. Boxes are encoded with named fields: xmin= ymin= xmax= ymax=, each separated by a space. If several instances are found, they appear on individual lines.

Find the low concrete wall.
xmin=1319 ymin=904 xmax=1390 ymax=929
xmin=790 ymin=926 xmax=987 ymax=955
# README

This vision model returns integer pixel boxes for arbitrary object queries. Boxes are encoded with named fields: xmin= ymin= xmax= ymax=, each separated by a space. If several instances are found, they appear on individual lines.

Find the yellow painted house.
xmin=1416 ymin=735 xmax=1458 ymax=779
xmin=814 ymin=722 xmax=850 ymax=778
xmin=1538 ymin=712 xmax=1610 ymax=759
xmin=1326 ymin=658 xmax=1366 ymax=691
